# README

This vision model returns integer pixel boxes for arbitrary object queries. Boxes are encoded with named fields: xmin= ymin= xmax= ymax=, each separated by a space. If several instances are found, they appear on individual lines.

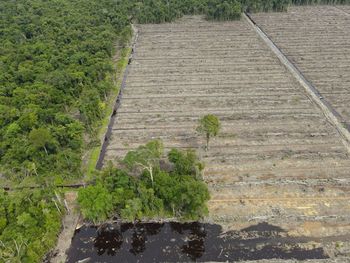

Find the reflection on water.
xmin=67 ymin=222 xmax=327 ymax=262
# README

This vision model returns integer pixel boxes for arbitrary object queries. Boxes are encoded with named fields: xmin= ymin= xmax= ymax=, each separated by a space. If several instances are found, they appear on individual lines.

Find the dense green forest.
xmin=0 ymin=0 xmax=131 ymax=185
xmin=1 ymin=0 xmax=350 ymax=261
xmin=0 ymin=0 xmax=131 ymax=261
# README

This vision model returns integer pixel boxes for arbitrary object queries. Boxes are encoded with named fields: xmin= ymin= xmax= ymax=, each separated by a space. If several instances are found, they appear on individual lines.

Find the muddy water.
xmin=66 ymin=222 xmax=327 ymax=262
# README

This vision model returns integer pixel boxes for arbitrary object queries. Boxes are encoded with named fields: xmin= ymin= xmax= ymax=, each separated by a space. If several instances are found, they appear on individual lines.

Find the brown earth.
xmin=102 ymin=12 xmax=350 ymax=260
xmin=252 ymin=6 xmax=350 ymax=127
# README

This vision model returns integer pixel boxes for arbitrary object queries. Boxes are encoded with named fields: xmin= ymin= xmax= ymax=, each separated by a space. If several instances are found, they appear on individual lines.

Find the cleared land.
xmin=103 ymin=15 xmax=350 ymax=244
xmin=336 ymin=5 xmax=350 ymax=15
xmin=252 ymin=6 xmax=350 ymax=128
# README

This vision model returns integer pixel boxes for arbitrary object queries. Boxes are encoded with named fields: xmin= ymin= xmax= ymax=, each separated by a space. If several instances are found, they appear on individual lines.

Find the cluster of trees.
xmin=128 ymin=0 xmax=294 ymax=23
xmin=78 ymin=141 xmax=210 ymax=223
xmin=240 ymin=0 xmax=292 ymax=12
xmin=0 ymin=189 xmax=63 ymax=262
xmin=129 ymin=0 xmax=350 ymax=23
xmin=206 ymin=0 xmax=243 ymax=20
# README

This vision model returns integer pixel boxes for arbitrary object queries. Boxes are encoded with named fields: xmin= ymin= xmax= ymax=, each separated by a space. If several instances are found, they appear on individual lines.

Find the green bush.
xmin=78 ymin=141 xmax=211 ymax=222
xmin=0 ymin=190 xmax=62 ymax=262
xmin=78 ymin=184 xmax=114 ymax=223
xmin=206 ymin=0 xmax=242 ymax=20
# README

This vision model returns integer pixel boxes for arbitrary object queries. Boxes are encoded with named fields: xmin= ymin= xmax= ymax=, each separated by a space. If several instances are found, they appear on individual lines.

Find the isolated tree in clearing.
xmin=197 ymin=114 xmax=221 ymax=151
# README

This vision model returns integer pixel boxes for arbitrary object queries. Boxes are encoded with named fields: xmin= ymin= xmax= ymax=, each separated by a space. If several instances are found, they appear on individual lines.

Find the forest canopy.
xmin=0 ymin=0 xmax=131 ymax=261
xmin=0 ymin=0 xmax=132 ymax=184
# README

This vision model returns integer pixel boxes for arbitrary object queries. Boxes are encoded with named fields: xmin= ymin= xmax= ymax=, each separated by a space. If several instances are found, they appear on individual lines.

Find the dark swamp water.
xmin=66 ymin=222 xmax=328 ymax=262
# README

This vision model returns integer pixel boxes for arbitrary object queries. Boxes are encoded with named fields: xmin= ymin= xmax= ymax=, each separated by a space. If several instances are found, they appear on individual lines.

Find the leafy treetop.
xmin=196 ymin=114 xmax=221 ymax=151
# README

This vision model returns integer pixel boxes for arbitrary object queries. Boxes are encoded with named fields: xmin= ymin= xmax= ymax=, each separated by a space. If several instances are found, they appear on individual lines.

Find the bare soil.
xmin=102 ymin=13 xmax=350 ymax=260
xmin=252 ymin=6 xmax=350 ymax=126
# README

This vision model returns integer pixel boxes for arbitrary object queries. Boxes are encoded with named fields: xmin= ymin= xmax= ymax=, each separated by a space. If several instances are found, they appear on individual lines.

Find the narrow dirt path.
xmin=50 ymin=192 xmax=80 ymax=263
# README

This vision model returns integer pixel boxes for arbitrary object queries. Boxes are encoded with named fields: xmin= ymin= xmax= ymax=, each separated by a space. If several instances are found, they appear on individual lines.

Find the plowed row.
xmin=253 ymin=6 xmax=350 ymax=127
xmin=103 ymin=15 xmax=350 ymax=235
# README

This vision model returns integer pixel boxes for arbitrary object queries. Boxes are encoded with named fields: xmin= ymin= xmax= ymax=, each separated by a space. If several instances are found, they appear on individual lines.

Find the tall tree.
xmin=123 ymin=140 xmax=163 ymax=185
xmin=196 ymin=114 xmax=221 ymax=151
